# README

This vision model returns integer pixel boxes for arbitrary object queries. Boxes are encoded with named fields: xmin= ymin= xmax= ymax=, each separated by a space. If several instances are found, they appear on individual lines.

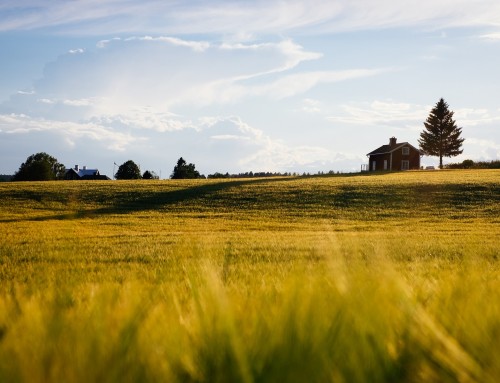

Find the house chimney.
xmin=389 ymin=137 xmax=397 ymax=147
xmin=74 ymin=165 xmax=79 ymax=171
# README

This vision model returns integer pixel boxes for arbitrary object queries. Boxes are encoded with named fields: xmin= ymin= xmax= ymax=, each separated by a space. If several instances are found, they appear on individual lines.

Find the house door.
xmin=383 ymin=160 xmax=388 ymax=170
xmin=372 ymin=161 xmax=376 ymax=171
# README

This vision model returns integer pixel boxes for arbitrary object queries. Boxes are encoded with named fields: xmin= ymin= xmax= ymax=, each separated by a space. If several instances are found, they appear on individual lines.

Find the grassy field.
xmin=0 ymin=170 xmax=499 ymax=382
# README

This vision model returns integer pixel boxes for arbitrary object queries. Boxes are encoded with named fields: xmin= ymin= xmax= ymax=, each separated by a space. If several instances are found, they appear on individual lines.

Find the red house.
xmin=366 ymin=137 xmax=421 ymax=171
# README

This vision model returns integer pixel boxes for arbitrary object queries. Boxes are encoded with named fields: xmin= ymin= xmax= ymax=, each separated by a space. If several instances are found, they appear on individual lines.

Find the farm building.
xmin=366 ymin=137 xmax=421 ymax=171
xmin=65 ymin=165 xmax=110 ymax=180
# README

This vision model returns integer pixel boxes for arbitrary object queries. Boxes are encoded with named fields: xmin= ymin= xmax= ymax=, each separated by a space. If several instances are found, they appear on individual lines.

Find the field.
xmin=0 ymin=170 xmax=499 ymax=382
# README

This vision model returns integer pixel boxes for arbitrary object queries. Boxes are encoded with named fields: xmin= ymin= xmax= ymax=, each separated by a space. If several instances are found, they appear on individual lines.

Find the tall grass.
xmin=0 ymin=170 xmax=499 ymax=382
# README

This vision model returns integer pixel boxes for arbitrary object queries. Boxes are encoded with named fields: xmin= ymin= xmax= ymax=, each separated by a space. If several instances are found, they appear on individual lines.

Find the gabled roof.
xmin=66 ymin=168 xmax=100 ymax=177
xmin=367 ymin=142 xmax=420 ymax=156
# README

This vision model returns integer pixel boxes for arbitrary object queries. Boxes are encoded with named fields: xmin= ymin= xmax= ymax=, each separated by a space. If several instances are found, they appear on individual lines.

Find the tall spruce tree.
xmin=419 ymin=98 xmax=464 ymax=169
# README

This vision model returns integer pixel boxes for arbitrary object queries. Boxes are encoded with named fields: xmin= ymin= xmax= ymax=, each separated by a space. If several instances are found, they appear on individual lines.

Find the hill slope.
xmin=0 ymin=170 xmax=499 ymax=382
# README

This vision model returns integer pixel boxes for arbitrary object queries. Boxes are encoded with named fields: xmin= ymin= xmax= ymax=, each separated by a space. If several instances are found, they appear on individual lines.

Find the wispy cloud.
xmin=9 ymin=36 xmax=333 ymax=114
xmin=37 ymin=98 xmax=55 ymax=104
xmin=328 ymin=100 xmax=429 ymax=128
xmin=1 ymin=1 xmax=500 ymax=36
xmin=301 ymin=98 xmax=322 ymax=114
xmin=62 ymin=98 xmax=95 ymax=107
xmin=454 ymin=108 xmax=500 ymax=126
xmin=250 ymin=69 xmax=388 ymax=100
xmin=479 ymin=32 xmax=500 ymax=41
xmin=124 ymin=36 xmax=211 ymax=52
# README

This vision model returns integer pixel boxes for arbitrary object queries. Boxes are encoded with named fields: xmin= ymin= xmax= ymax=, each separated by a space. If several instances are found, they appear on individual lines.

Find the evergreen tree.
xmin=142 ymin=170 xmax=159 ymax=179
xmin=170 ymin=157 xmax=201 ymax=179
xmin=12 ymin=152 xmax=66 ymax=181
xmin=115 ymin=160 xmax=141 ymax=180
xmin=419 ymin=98 xmax=464 ymax=169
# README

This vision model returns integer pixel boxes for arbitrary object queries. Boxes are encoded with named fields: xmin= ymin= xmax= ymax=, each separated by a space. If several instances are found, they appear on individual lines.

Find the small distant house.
xmin=366 ymin=137 xmax=421 ymax=171
xmin=65 ymin=165 xmax=110 ymax=180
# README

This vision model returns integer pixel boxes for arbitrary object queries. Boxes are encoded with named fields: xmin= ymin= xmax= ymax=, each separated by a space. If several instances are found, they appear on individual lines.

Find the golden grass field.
xmin=0 ymin=170 xmax=499 ymax=382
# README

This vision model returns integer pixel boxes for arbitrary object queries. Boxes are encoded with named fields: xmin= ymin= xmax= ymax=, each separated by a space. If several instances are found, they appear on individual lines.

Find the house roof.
xmin=66 ymin=168 xmax=100 ymax=177
xmin=367 ymin=142 xmax=420 ymax=156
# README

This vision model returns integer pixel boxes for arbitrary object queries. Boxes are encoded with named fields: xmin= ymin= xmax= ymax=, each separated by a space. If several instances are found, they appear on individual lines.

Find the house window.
xmin=401 ymin=160 xmax=409 ymax=170
xmin=383 ymin=160 xmax=388 ymax=170
xmin=402 ymin=147 xmax=410 ymax=155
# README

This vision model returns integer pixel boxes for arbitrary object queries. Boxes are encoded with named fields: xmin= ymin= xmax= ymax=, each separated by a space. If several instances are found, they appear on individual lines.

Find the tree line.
xmin=115 ymin=157 xmax=203 ymax=180
xmin=8 ymin=155 xmax=205 ymax=181
xmin=444 ymin=159 xmax=500 ymax=169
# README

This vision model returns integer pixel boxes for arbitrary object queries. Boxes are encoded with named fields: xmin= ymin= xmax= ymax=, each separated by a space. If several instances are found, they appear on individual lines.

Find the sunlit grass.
xmin=0 ymin=170 xmax=499 ymax=382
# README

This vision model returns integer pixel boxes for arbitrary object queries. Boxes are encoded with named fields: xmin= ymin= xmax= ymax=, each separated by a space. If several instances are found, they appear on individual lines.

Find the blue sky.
xmin=1 ymin=1 xmax=499 ymax=177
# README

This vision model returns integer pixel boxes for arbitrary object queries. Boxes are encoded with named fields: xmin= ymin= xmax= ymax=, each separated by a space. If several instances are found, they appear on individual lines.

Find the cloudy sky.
xmin=1 ymin=1 xmax=499 ymax=177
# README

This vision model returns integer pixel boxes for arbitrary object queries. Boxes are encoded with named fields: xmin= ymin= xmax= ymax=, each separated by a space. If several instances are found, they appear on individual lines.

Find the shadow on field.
xmin=1 ymin=177 xmax=300 ymax=222
xmin=2 ymin=172 xmax=497 ymax=223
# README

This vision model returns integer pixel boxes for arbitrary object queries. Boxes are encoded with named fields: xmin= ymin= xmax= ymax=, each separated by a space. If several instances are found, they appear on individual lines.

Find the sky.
xmin=1 ymin=1 xmax=499 ymax=178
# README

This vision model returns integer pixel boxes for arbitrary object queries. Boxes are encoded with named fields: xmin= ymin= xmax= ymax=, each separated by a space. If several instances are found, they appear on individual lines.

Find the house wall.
xmin=369 ymin=153 xmax=391 ymax=171
xmin=392 ymin=146 xmax=420 ymax=170
xmin=369 ymin=146 xmax=420 ymax=171
xmin=64 ymin=169 xmax=80 ymax=180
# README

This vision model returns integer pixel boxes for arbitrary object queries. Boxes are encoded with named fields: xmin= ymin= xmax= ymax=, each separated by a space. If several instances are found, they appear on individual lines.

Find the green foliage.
xmin=445 ymin=159 xmax=500 ymax=169
xmin=0 ymin=170 xmax=499 ymax=382
xmin=0 ymin=175 xmax=12 ymax=182
xmin=419 ymin=98 xmax=465 ymax=169
xmin=12 ymin=152 xmax=65 ymax=181
xmin=171 ymin=157 xmax=202 ymax=179
xmin=115 ymin=160 xmax=141 ymax=180
xmin=142 ymin=170 xmax=159 ymax=180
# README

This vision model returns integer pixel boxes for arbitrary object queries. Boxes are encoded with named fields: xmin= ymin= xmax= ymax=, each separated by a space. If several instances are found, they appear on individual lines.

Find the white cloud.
xmin=125 ymin=36 xmax=211 ymax=52
xmin=1 ymin=1 xmax=500 ymax=36
xmin=328 ymin=100 xmax=429 ymax=128
xmin=62 ymin=98 xmax=93 ymax=107
xmin=96 ymin=37 xmax=122 ymax=48
xmin=479 ymin=32 xmax=500 ymax=41
xmin=457 ymin=137 xmax=500 ymax=161
xmin=37 ymin=98 xmax=55 ymax=104
xmin=20 ymin=36 xmax=332 ymax=113
xmin=219 ymin=39 xmax=323 ymax=74
xmin=301 ymin=98 xmax=322 ymax=114
xmin=68 ymin=48 xmax=84 ymax=54
xmin=0 ymin=113 xmax=140 ymax=151
xmin=251 ymin=69 xmax=388 ymax=100
xmin=92 ymin=109 xmax=193 ymax=133
xmin=450 ymin=108 xmax=494 ymax=126
xmin=210 ymin=134 xmax=249 ymax=141
xmin=194 ymin=116 xmax=361 ymax=172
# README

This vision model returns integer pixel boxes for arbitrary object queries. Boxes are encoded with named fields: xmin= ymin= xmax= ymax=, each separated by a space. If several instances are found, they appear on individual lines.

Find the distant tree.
xmin=461 ymin=159 xmax=474 ymax=169
xmin=115 ymin=160 xmax=141 ymax=180
xmin=170 ymin=157 xmax=201 ymax=179
xmin=419 ymin=98 xmax=464 ymax=169
xmin=142 ymin=170 xmax=159 ymax=180
xmin=12 ymin=152 xmax=65 ymax=181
